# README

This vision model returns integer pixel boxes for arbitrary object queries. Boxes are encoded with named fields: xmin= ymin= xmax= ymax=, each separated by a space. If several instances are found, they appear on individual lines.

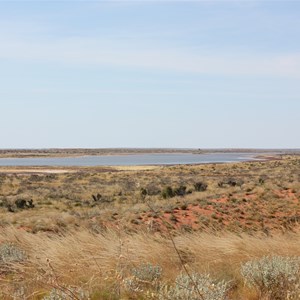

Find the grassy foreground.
xmin=0 ymin=155 xmax=299 ymax=299
xmin=1 ymin=228 xmax=300 ymax=299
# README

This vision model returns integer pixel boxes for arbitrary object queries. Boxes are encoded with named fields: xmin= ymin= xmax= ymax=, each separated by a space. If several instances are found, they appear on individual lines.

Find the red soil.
xmin=130 ymin=189 xmax=300 ymax=233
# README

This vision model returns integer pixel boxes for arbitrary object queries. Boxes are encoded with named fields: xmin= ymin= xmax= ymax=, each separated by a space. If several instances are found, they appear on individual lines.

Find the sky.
xmin=0 ymin=0 xmax=299 ymax=149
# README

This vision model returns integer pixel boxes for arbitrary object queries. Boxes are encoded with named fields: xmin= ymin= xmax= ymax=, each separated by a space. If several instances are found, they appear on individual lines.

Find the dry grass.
xmin=1 ymin=228 xmax=300 ymax=299
xmin=0 ymin=156 xmax=299 ymax=235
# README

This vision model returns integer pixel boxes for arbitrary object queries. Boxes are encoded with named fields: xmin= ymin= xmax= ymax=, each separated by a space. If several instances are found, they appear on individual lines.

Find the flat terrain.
xmin=0 ymin=148 xmax=297 ymax=158
xmin=0 ymin=155 xmax=299 ymax=234
xmin=0 ymin=148 xmax=201 ymax=158
xmin=0 ymin=154 xmax=299 ymax=299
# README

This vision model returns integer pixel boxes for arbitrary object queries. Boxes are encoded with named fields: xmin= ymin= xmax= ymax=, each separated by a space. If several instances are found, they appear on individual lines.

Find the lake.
xmin=0 ymin=153 xmax=262 ymax=167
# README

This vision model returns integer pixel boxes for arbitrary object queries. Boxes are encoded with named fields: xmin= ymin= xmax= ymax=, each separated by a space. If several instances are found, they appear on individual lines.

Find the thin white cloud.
xmin=0 ymin=34 xmax=300 ymax=78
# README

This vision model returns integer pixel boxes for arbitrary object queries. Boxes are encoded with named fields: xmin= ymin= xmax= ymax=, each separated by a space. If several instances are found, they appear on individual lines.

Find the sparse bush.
xmin=194 ymin=182 xmax=208 ymax=192
xmin=132 ymin=263 xmax=162 ymax=282
xmin=124 ymin=263 xmax=162 ymax=293
xmin=0 ymin=243 xmax=27 ymax=275
xmin=0 ymin=198 xmax=7 ymax=207
xmin=174 ymin=185 xmax=187 ymax=196
xmin=180 ymin=203 xmax=188 ymax=210
xmin=145 ymin=184 xmax=161 ymax=196
xmin=42 ymin=287 xmax=90 ymax=300
xmin=227 ymin=179 xmax=237 ymax=187
xmin=15 ymin=199 xmax=35 ymax=209
xmin=92 ymin=193 xmax=102 ymax=202
xmin=218 ymin=181 xmax=225 ymax=188
xmin=0 ymin=243 xmax=27 ymax=264
xmin=218 ymin=178 xmax=243 ymax=188
xmin=162 ymin=186 xmax=174 ymax=199
xmin=162 ymin=185 xmax=188 ymax=198
xmin=259 ymin=176 xmax=266 ymax=185
xmin=140 ymin=187 xmax=148 ymax=197
xmin=241 ymin=255 xmax=300 ymax=299
xmin=158 ymin=273 xmax=230 ymax=300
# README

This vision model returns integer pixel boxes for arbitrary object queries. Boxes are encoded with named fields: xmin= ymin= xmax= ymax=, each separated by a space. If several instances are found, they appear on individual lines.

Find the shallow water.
xmin=0 ymin=153 xmax=260 ymax=167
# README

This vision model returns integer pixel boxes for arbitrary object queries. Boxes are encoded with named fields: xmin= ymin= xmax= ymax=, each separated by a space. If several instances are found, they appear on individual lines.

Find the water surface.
xmin=0 ymin=153 xmax=260 ymax=167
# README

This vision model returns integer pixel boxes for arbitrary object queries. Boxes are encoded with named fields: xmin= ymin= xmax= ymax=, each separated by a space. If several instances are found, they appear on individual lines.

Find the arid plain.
xmin=0 ymin=150 xmax=299 ymax=299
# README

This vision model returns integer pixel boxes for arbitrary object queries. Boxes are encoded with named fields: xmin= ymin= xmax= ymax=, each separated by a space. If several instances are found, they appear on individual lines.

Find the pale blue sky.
xmin=0 ymin=0 xmax=299 ymax=148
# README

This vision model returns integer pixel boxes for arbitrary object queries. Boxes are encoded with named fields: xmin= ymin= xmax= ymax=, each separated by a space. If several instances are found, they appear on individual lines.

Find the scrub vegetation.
xmin=0 ymin=154 xmax=299 ymax=299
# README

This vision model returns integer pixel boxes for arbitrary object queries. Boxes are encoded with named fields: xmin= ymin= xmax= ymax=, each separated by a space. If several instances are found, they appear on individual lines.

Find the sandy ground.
xmin=0 ymin=168 xmax=74 ymax=174
xmin=112 ymin=165 xmax=160 ymax=171
xmin=0 ymin=165 xmax=161 ymax=174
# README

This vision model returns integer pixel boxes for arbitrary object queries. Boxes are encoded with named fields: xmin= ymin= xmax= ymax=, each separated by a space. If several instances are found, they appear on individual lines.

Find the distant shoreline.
xmin=0 ymin=152 xmax=289 ymax=170
xmin=0 ymin=148 xmax=298 ymax=159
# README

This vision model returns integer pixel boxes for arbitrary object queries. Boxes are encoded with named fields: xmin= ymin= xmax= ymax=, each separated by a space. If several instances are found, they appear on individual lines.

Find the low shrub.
xmin=0 ymin=243 xmax=26 ymax=264
xmin=124 ymin=263 xmax=162 ymax=293
xmin=42 ymin=287 xmax=90 ymax=300
xmin=0 ymin=243 xmax=27 ymax=275
xmin=158 ymin=273 xmax=230 ymax=300
xmin=174 ymin=186 xmax=187 ymax=196
xmin=241 ymin=255 xmax=300 ymax=299
xmin=140 ymin=188 xmax=148 ymax=197
xmin=162 ymin=187 xmax=175 ymax=199
xmin=194 ymin=182 xmax=208 ymax=192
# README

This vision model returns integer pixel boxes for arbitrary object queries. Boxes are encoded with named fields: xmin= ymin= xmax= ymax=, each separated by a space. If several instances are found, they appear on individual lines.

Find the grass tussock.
xmin=1 ymin=228 xmax=300 ymax=299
